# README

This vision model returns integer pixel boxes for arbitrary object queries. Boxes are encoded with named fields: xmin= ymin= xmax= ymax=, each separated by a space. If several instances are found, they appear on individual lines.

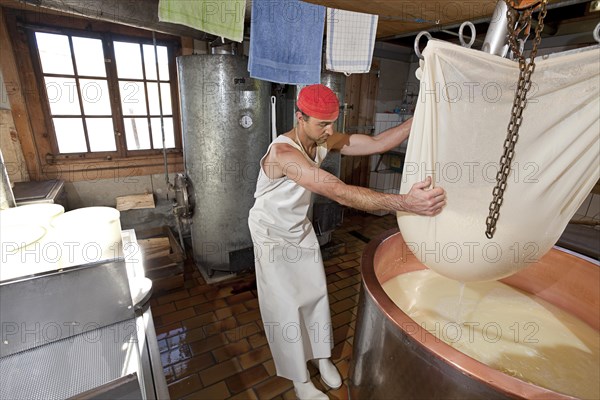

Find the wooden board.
xmin=116 ymin=193 xmax=155 ymax=211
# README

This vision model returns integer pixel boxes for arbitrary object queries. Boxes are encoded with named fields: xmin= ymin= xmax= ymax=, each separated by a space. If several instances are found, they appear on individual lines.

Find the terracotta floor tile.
xmin=335 ymin=358 xmax=350 ymax=380
xmin=174 ymin=293 xmax=209 ymax=310
xmin=228 ymin=389 xmax=258 ymax=400
xmin=193 ymin=298 xmax=228 ymax=314
xmin=333 ymin=326 xmax=351 ymax=344
xmin=172 ymin=351 xmax=215 ymax=380
xmin=337 ymin=260 xmax=359 ymax=270
xmin=282 ymin=388 xmax=297 ymax=400
xmin=331 ymin=286 xmax=359 ymax=302
xmin=156 ymin=290 xmax=192 ymax=305
xmin=212 ymin=339 xmax=252 ymax=363
xmin=215 ymin=303 xmax=248 ymax=320
xmin=167 ymin=326 xmax=206 ymax=348
xmin=168 ymin=373 xmax=203 ymax=399
xmin=331 ymin=298 xmax=357 ymax=315
xmin=253 ymin=376 xmax=293 ymax=399
xmin=244 ymin=297 xmax=260 ymax=310
xmin=156 ymin=322 xmax=185 ymax=340
xmin=161 ymin=344 xmax=193 ymax=367
xmin=248 ymin=332 xmax=268 ymax=349
xmin=263 ymin=359 xmax=276 ymax=376
xmin=199 ymin=358 xmax=243 ymax=387
xmin=203 ymin=316 xmax=238 ymax=337
xmin=332 ymin=340 xmax=353 ymax=361
xmin=331 ymin=310 xmax=353 ymax=329
xmin=224 ymin=322 xmax=261 ymax=342
xmin=182 ymin=311 xmax=218 ymax=330
xmin=204 ymin=286 xmax=236 ymax=301
xmin=225 ymin=364 xmax=270 ymax=394
xmin=163 ymin=366 xmax=175 ymax=383
xmin=336 ymin=268 xmax=360 ymax=279
xmin=160 ymin=307 xmax=197 ymax=326
xmin=153 ymin=302 xmax=176 ymax=317
xmin=183 ymin=381 xmax=230 ymax=400
xmin=189 ymin=333 xmax=228 ymax=356
xmin=236 ymin=309 xmax=262 ymax=325
xmin=339 ymin=252 xmax=360 ymax=262
xmin=327 ymin=383 xmax=350 ymax=400
xmin=333 ymin=277 xmax=356 ymax=290
xmin=238 ymin=345 xmax=273 ymax=369
xmin=226 ymin=290 xmax=256 ymax=305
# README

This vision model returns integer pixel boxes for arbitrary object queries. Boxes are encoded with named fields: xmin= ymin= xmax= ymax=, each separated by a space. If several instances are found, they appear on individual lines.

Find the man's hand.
xmin=400 ymin=176 xmax=446 ymax=216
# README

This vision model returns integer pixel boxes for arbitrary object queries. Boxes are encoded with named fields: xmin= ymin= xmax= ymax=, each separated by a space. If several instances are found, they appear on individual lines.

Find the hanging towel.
xmin=325 ymin=8 xmax=378 ymax=74
xmin=158 ymin=0 xmax=246 ymax=43
xmin=248 ymin=0 xmax=325 ymax=85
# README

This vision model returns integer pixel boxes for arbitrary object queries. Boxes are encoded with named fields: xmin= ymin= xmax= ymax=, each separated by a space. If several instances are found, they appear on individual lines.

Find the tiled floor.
xmin=150 ymin=212 xmax=399 ymax=400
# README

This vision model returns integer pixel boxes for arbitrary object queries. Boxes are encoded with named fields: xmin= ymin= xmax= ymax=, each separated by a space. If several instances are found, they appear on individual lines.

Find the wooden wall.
xmin=340 ymin=60 xmax=379 ymax=188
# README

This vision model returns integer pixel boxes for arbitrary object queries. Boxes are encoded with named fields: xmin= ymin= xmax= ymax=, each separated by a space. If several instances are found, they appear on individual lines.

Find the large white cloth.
xmin=398 ymin=40 xmax=600 ymax=282
xmin=248 ymin=135 xmax=332 ymax=382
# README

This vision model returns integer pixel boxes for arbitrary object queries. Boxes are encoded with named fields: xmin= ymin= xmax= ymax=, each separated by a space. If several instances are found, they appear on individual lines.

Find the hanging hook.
xmin=459 ymin=21 xmax=476 ymax=48
xmin=414 ymin=31 xmax=433 ymax=60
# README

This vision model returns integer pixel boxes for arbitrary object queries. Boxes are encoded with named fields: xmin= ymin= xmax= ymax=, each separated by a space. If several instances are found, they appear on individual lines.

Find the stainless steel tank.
xmin=178 ymin=55 xmax=271 ymax=276
xmin=310 ymin=72 xmax=346 ymax=245
xmin=350 ymin=229 xmax=599 ymax=399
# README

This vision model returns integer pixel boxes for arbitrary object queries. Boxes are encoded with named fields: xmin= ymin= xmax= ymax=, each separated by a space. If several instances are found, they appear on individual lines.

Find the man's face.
xmin=299 ymin=112 xmax=336 ymax=145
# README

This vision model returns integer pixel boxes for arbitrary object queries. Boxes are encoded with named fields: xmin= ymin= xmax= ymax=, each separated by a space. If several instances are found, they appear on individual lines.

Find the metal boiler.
xmin=311 ymin=72 xmax=346 ymax=246
xmin=177 ymin=54 xmax=271 ymax=276
xmin=349 ymin=229 xmax=599 ymax=399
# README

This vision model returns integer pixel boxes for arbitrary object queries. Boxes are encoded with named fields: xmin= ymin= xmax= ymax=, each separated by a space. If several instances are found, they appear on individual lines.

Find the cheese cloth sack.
xmin=398 ymin=40 xmax=599 ymax=282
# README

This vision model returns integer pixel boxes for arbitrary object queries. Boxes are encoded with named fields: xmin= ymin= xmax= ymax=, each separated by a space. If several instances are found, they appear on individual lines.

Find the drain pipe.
xmin=481 ymin=0 xmax=510 ymax=56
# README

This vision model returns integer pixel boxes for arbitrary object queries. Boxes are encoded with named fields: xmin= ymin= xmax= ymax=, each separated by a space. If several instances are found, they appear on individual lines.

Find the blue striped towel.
xmin=326 ymin=8 xmax=378 ymax=74
xmin=248 ymin=0 xmax=325 ymax=85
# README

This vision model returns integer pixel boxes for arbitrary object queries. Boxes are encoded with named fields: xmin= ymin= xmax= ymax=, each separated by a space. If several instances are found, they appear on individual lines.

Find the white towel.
xmin=325 ymin=8 xmax=378 ymax=74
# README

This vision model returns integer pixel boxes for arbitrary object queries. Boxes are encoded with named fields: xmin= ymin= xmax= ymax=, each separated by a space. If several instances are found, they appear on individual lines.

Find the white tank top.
xmin=249 ymin=135 xmax=328 ymax=246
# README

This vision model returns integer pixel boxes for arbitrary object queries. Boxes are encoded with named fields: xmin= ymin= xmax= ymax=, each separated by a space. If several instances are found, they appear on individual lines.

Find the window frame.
xmin=27 ymin=24 xmax=182 ymax=161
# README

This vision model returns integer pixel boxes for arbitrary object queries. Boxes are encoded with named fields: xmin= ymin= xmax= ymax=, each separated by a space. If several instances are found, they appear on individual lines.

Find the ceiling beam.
xmin=16 ymin=0 xmax=213 ymax=40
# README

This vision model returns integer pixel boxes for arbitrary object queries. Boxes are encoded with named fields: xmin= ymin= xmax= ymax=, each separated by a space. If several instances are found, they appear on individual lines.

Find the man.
xmin=248 ymin=84 xmax=445 ymax=400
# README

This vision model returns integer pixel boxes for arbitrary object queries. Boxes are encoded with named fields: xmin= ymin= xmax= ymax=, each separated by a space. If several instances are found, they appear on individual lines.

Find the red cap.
xmin=297 ymin=84 xmax=340 ymax=121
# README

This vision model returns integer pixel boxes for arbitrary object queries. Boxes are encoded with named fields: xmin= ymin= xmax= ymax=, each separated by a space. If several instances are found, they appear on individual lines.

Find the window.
xmin=32 ymin=29 xmax=179 ymax=157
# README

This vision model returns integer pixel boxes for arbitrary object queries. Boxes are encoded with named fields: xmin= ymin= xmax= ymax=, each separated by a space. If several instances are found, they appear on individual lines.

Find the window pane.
xmin=80 ymin=79 xmax=111 ymax=115
xmin=87 ymin=118 xmax=116 ymax=152
xmin=72 ymin=37 xmax=106 ymax=77
xmin=35 ymin=32 xmax=74 ymax=75
xmin=151 ymin=117 xmax=175 ymax=149
xmin=147 ymin=83 xmax=159 ymax=115
xmin=160 ymin=83 xmax=172 ymax=114
xmin=45 ymin=77 xmax=81 ymax=115
xmin=157 ymin=46 xmax=170 ymax=80
xmin=142 ymin=44 xmax=157 ymax=80
xmin=147 ymin=83 xmax=172 ymax=115
xmin=124 ymin=117 xmax=151 ymax=150
xmin=53 ymin=118 xmax=87 ymax=153
xmin=113 ymin=41 xmax=143 ymax=79
xmin=119 ymin=81 xmax=147 ymax=115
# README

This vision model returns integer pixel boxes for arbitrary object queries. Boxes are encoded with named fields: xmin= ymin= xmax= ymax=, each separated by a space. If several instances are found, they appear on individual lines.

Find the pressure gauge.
xmin=240 ymin=115 xmax=253 ymax=129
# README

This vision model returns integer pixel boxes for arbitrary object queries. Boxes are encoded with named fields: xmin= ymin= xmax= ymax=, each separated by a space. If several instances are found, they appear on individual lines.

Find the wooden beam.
xmin=17 ymin=0 xmax=216 ymax=40
xmin=0 ymin=7 xmax=41 ymax=180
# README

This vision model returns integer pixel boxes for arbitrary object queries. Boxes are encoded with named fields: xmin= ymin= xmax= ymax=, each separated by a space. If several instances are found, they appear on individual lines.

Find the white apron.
xmin=248 ymin=135 xmax=332 ymax=382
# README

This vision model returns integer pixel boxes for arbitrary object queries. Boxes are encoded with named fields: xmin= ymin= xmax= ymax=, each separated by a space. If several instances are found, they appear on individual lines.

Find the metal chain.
xmin=485 ymin=0 xmax=547 ymax=239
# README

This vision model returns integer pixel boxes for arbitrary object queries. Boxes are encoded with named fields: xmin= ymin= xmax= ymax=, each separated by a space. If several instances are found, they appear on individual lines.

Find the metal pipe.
xmin=481 ymin=0 xmax=510 ymax=56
